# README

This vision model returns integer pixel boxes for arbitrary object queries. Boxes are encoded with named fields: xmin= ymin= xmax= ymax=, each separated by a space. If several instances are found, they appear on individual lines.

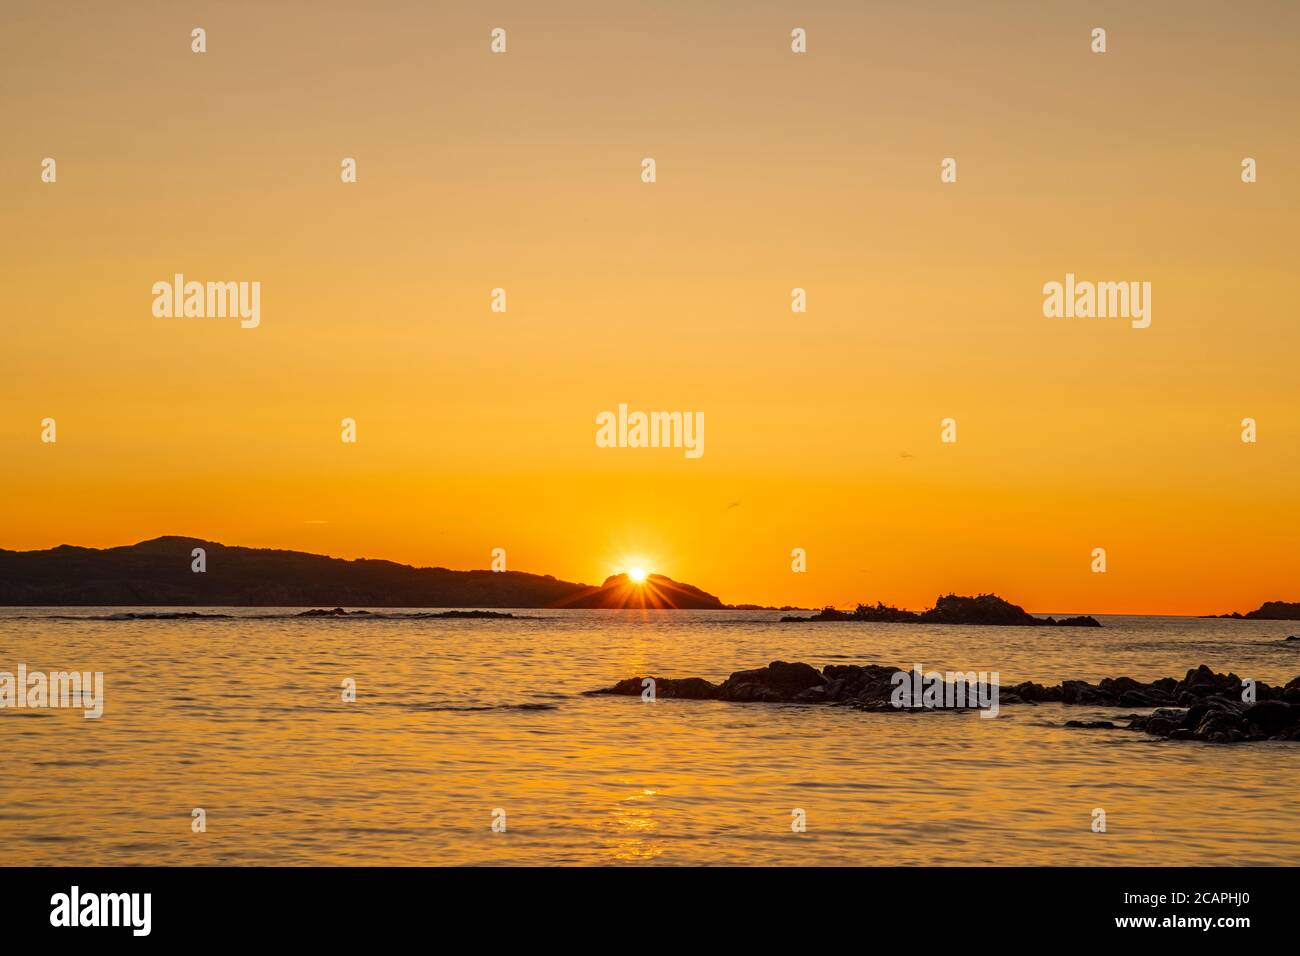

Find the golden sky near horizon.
xmin=2 ymin=1 xmax=1297 ymax=614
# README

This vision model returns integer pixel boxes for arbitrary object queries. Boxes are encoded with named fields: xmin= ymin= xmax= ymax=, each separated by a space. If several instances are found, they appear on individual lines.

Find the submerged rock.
xmin=296 ymin=607 xmax=516 ymax=619
xmin=596 ymin=676 xmax=719 ymax=700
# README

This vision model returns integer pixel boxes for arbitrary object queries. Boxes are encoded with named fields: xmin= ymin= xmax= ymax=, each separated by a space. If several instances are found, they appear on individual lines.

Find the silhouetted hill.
xmin=552 ymin=572 xmax=725 ymax=609
xmin=1213 ymin=600 xmax=1300 ymax=621
xmin=0 ymin=537 xmax=720 ymax=609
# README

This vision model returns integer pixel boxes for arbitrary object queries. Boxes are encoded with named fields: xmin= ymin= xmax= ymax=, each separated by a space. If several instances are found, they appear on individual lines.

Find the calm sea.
xmin=1 ymin=608 xmax=1297 ymax=865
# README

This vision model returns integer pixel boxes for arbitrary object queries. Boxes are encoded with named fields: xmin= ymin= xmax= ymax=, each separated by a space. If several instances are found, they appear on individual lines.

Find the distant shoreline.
xmin=0 ymin=536 xmax=729 ymax=610
xmin=1 ymin=536 xmax=1293 ymax=619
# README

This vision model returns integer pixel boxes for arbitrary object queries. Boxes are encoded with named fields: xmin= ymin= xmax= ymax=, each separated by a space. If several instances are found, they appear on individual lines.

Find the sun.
xmin=615 ymin=553 xmax=656 ymax=584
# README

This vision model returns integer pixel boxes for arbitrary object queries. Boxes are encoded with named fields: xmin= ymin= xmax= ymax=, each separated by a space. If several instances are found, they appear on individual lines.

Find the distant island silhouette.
xmin=783 ymin=593 xmax=1101 ymax=627
xmin=0 ymin=536 xmax=730 ymax=609
xmin=1210 ymin=600 xmax=1300 ymax=621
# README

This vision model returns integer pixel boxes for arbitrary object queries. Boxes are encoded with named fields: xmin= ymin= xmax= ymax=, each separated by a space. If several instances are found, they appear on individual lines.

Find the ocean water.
xmin=1 ymin=608 xmax=1297 ymax=866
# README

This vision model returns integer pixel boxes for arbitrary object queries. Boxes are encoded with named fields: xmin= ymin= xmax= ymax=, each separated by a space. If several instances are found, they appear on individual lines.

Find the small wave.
xmin=408 ymin=702 xmax=559 ymax=713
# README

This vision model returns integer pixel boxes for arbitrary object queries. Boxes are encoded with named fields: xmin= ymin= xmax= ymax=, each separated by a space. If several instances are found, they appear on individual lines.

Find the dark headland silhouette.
xmin=1211 ymin=600 xmax=1300 ymax=621
xmin=0 ymin=537 xmax=729 ymax=609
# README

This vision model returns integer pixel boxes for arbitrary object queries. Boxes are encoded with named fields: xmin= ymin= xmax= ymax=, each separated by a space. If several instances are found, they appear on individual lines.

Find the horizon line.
xmin=1 ymin=533 xmax=1289 ymax=619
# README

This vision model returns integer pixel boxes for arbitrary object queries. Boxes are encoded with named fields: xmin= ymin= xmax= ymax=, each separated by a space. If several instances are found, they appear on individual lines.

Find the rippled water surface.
xmin=2 ymin=609 xmax=1297 ymax=865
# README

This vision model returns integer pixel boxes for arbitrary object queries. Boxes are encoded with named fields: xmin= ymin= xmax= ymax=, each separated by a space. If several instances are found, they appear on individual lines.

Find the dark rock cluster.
xmin=591 ymin=661 xmax=998 ymax=709
xmin=1122 ymin=673 xmax=1300 ymax=743
xmin=1022 ymin=664 xmax=1300 ymax=742
xmin=588 ymin=660 xmax=1300 ymax=743
xmin=782 ymin=593 xmax=1100 ymax=628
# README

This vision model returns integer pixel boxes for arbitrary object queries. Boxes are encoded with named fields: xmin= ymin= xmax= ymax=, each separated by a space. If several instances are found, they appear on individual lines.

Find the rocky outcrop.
xmin=1128 ymin=698 xmax=1300 ymax=743
xmin=587 ymin=661 xmax=994 ymax=709
xmin=1213 ymin=600 xmax=1300 ymax=620
xmin=587 ymin=661 xmax=1300 ymax=742
xmin=783 ymin=593 xmax=1100 ymax=627
xmin=716 ymin=661 xmax=825 ymax=702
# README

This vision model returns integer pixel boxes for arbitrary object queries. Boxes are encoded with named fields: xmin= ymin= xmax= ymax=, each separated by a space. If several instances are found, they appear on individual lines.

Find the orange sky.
xmin=2 ymin=2 xmax=1297 ymax=614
